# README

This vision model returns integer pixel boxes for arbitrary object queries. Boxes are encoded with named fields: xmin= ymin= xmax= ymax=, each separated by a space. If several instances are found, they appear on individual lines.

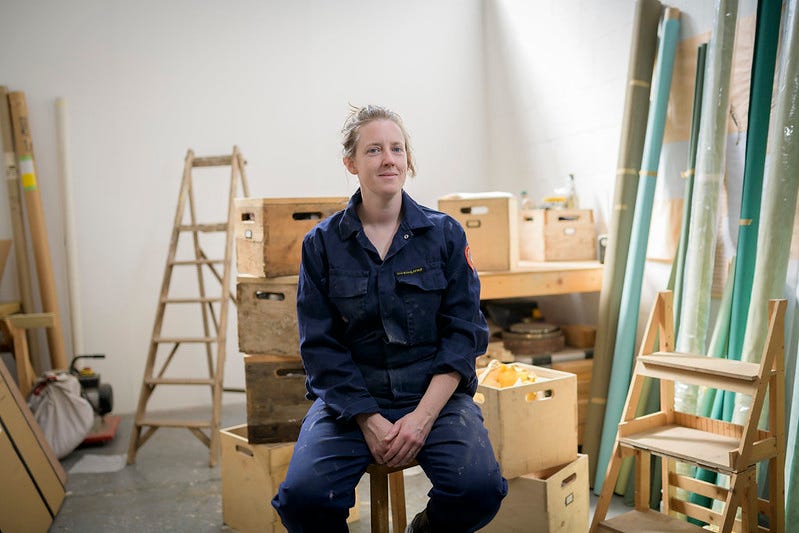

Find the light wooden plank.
xmin=669 ymin=470 xmax=728 ymax=501
xmin=620 ymin=424 xmax=741 ymax=472
xmin=645 ymin=352 xmax=762 ymax=380
xmin=0 ymin=301 xmax=21 ymax=317
xmin=4 ymin=312 xmax=55 ymax=329
xmin=598 ymin=509 xmax=706 ymax=532
xmin=636 ymin=362 xmax=759 ymax=395
xmin=618 ymin=412 xmax=668 ymax=437
xmin=478 ymin=261 xmax=603 ymax=299
xmin=137 ymin=418 xmax=211 ymax=428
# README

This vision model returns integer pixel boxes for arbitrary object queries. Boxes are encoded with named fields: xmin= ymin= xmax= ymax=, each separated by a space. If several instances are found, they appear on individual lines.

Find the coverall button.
xmin=403 ymin=234 xmax=409 ymax=239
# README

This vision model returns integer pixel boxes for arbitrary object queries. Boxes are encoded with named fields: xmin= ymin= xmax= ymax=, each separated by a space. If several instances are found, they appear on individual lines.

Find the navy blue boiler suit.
xmin=272 ymin=190 xmax=507 ymax=532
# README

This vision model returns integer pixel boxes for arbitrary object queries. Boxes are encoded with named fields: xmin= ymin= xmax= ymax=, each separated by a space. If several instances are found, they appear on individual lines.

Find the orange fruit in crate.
xmin=478 ymin=361 xmax=537 ymax=388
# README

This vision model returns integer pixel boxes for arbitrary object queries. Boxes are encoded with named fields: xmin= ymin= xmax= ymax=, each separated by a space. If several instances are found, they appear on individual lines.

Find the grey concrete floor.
xmin=51 ymin=401 xmax=629 ymax=532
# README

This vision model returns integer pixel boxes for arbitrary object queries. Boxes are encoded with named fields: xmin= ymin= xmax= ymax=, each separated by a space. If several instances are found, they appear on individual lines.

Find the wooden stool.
xmin=366 ymin=461 xmax=418 ymax=533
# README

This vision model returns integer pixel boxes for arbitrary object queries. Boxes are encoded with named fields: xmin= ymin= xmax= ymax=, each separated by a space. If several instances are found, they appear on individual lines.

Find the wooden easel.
xmin=127 ymin=148 xmax=249 ymax=467
xmin=591 ymin=291 xmax=785 ymax=532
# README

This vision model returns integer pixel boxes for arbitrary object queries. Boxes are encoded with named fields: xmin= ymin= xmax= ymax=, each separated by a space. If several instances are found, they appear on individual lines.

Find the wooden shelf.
xmin=619 ymin=424 xmax=742 ymax=473
xmin=638 ymin=352 xmax=764 ymax=395
xmin=478 ymin=260 xmax=603 ymax=300
xmin=643 ymin=352 xmax=761 ymax=381
xmin=598 ymin=509 xmax=706 ymax=532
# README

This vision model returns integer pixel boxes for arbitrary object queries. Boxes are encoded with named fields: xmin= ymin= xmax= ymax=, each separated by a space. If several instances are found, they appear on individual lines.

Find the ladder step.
xmin=144 ymin=377 xmax=215 ymax=386
xmin=161 ymin=297 xmax=223 ymax=304
xmin=136 ymin=418 xmax=212 ymax=429
xmin=178 ymin=223 xmax=228 ymax=232
xmin=598 ymin=509 xmax=706 ymax=532
xmin=192 ymin=155 xmax=233 ymax=167
xmin=153 ymin=336 xmax=217 ymax=343
xmin=171 ymin=259 xmax=225 ymax=266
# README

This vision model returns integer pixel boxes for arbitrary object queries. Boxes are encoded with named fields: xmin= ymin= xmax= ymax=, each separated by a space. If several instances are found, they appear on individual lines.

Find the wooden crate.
xmin=234 ymin=197 xmax=347 ymax=278
xmin=244 ymin=354 xmax=312 ymax=444
xmin=220 ymin=424 xmax=360 ymax=533
xmin=474 ymin=364 xmax=577 ymax=479
xmin=237 ymin=276 xmax=299 ymax=357
xmin=519 ymin=209 xmax=595 ymax=262
xmin=479 ymin=454 xmax=588 ymax=532
xmin=221 ymin=424 xmax=293 ymax=533
xmin=438 ymin=193 xmax=518 ymax=271
xmin=550 ymin=358 xmax=593 ymax=447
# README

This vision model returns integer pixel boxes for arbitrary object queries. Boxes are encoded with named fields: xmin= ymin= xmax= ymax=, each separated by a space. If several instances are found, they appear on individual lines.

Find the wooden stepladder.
xmin=591 ymin=290 xmax=785 ymax=533
xmin=127 ymin=148 xmax=249 ymax=467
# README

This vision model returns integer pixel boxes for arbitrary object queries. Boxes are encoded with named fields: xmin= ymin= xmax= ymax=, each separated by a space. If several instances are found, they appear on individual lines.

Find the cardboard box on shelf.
xmin=519 ymin=209 xmax=595 ymax=262
xmin=479 ymin=454 xmax=589 ymax=533
xmin=474 ymin=364 xmax=577 ymax=479
xmin=560 ymin=324 xmax=597 ymax=349
xmin=438 ymin=193 xmax=518 ymax=271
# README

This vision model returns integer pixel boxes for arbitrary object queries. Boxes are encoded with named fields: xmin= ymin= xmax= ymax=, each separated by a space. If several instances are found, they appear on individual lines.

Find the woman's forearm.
xmin=416 ymin=371 xmax=460 ymax=423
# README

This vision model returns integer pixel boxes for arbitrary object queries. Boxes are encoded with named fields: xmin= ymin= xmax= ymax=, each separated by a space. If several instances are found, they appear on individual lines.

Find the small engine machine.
xmin=70 ymin=354 xmax=113 ymax=416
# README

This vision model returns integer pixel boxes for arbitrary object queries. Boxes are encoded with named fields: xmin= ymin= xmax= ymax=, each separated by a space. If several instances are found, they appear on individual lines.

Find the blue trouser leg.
xmin=415 ymin=393 xmax=507 ymax=532
xmin=272 ymin=398 xmax=371 ymax=533
xmin=272 ymin=394 xmax=507 ymax=533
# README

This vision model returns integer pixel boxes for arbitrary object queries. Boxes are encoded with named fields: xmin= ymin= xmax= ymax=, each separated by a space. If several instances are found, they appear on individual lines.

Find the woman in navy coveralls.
xmin=272 ymin=105 xmax=507 ymax=532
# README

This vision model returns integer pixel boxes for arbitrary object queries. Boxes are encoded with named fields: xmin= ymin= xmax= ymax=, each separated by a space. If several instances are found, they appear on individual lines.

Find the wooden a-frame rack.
xmin=591 ymin=290 xmax=785 ymax=532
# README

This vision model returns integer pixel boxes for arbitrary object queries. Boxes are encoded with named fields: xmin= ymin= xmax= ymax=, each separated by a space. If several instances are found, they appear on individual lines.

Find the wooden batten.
xmin=669 ymin=469 xmax=729 ymax=501
xmin=618 ymin=412 xmax=667 ymax=437
xmin=672 ymin=411 xmax=744 ymax=438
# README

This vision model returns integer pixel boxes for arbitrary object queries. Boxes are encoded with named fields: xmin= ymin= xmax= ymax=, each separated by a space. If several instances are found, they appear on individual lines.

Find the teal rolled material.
xmin=715 ymin=0 xmax=782 ymax=422
xmin=673 ymin=43 xmax=707 ymax=339
xmin=732 ymin=2 xmax=799 ymax=424
xmin=620 ymin=42 xmax=709 ymax=505
xmin=592 ymin=9 xmax=681 ymax=493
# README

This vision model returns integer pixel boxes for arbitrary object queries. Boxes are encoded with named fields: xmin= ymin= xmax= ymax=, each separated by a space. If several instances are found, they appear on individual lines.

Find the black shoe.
xmin=405 ymin=509 xmax=430 ymax=533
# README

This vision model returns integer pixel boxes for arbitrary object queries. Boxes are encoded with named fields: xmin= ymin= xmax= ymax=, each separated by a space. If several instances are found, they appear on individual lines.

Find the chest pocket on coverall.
xmin=328 ymin=270 xmax=369 ymax=323
xmin=395 ymin=266 xmax=448 ymax=344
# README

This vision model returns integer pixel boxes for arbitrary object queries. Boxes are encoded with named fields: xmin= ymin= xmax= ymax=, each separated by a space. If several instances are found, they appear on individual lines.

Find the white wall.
xmin=0 ymin=0 xmax=487 ymax=413
xmin=0 ymin=0 xmax=766 ymax=414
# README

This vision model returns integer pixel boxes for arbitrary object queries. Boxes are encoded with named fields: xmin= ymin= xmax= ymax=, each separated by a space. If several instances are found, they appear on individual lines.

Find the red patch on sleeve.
xmin=465 ymin=245 xmax=476 ymax=272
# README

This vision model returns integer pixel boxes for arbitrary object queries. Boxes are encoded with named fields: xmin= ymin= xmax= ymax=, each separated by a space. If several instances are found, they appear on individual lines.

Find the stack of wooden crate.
xmin=233 ymin=197 xmax=347 ymax=443
xmin=221 ymin=196 xmax=348 ymax=533
xmin=475 ymin=364 xmax=589 ymax=532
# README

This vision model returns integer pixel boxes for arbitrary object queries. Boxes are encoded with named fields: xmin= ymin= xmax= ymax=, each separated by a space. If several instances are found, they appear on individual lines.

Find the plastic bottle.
xmin=519 ymin=190 xmax=534 ymax=210
xmin=566 ymin=174 xmax=579 ymax=209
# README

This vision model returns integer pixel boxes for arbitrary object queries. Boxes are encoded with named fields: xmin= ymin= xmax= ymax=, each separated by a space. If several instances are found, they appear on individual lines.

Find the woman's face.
xmin=344 ymin=119 xmax=408 ymax=200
